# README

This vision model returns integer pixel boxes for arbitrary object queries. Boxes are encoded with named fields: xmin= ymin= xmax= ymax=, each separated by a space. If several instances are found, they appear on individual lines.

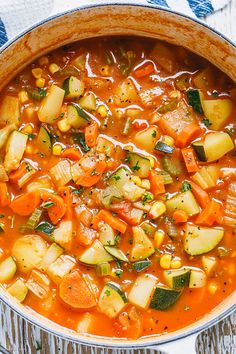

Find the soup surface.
xmin=0 ymin=37 xmax=236 ymax=339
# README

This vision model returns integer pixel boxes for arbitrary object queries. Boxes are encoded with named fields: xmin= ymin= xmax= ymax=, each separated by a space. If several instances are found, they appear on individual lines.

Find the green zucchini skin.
xmin=150 ymin=286 xmax=181 ymax=310
xmin=164 ymin=269 xmax=191 ymax=289
xmin=125 ymin=152 xmax=151 ymax=178
xmin=104 ymin=246 xmax=128 ymax=262
xmin=132 ymin=260 xmax=152 ymax=272
xmin=106 ymin=282 xmax=128 ymax=303
xmin=187 ymin=89 xmax=203 ymax=115
xmin=192 ymin=141 xmax=207 ymax=162
xmin=155 ymin=141 xmax=174 ymax=154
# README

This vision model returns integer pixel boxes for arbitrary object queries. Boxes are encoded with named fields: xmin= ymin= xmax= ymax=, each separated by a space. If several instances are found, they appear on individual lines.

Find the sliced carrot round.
xmin=9 ymin=190 xmax=40 ymax=216
xmin=59 ymin=270 xmax=96 ymax=309
xmin=41 ymin=191 xmax=66 ymax=225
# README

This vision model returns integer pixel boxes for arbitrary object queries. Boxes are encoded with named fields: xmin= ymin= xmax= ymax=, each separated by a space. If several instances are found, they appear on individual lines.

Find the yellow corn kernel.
xmin=147 ymin=155 xmax=155 ymax=168
xmin=21 ymin=124 xmax=33 ymax=135
xmin=38 ymin=56 xmax=49 ymax=66
xmin=49 ymin=63 xmax=60 ymax=74
xmin=100 ymin=65 xmax=111 ymax=76
xmin=169 ymin=90 xmax=181 ymax=100
xmin=36 ymin=78 xmax=45 ymax=88
xmin=149 ymin=201 xmax=166 ymax=219
xmin=208 ymin=283 xmax=218 ymax=295
xmin=131 ymin=175 xmax=142 ymax=187
xmin=18 ymin=90 xmax=29 ymax=104
xmin=25 ymin=107 xmax=36 ymax=120
xmin=97 ymin=105 xmax=108 ymax=118
xmin=162 ymin=135 xmax=175 ymax=147
xmin=154 ymin=230 xmax=165 ymax=248
xmin=141 ymin=179 xmax=150 ymax=190
xmin=52 ymin=144 xmax=63 ymax=156
xmin=57 ymin=118 xmax=71 ymax=132
xmin=160 ymin=254 xmax=172 ymax=270
xmin=32 ymin=68 xmax=43 ymax=79
xmin=124 ymin=145 xmax=133 ymax=152
xmin=171 ymin=259 xmax=182 ymax=269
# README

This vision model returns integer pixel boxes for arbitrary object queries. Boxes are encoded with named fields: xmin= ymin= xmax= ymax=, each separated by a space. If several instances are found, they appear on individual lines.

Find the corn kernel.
xmin=32 ymin=68 xmax=42 ymax=79
xmin=169 ymin=90 xmax=181 ymax=100
xmin=160 ymin=254 xmax=172 ymax=270
xmin=131 ymin=175 xmax=142 ymax=187
xmin=100 ymin=65 xmax=111 ymax=76
xmin=147 ymin=156 xmax=155 ymax=168
xmin=208 ymin=283 xmax=218 ymax=295
xmin=171 ymin=259 xmax=182 ymax=269
xmin=149 ymin=201 xmax=166 ymax=219
xmin=49 ymin=63 xmax=60 ymax=74
xmin=154 ymin=230 xmax=165 ymax=247
xmin=25 ymin=107 xmax=36 ymax=120
xmin=36 ymin=78 xmax=45 ymax=88
xmin=53 ymin=144 xmax=63 ymax=156
xmin=21 ymin=124 xmax=33 ymax=135
xmin=18 ymin=90 xmax=29 ymax=104
xmin=141 ymin=179 xmax=150 ymax=190
xmin=57 ymin=118 xmax=71 ymax=132
xmin=97 ymin=105 xmax=108 ymax=118
xmin=38 ymin=56 xmax=49 ymax=66
xmin=124 ymin=145 xmax=133 ymax=152
xmin=162 ymin=135 xmax=175 ymax=147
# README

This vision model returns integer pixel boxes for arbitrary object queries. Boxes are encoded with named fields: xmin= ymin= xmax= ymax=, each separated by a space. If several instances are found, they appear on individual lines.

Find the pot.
xmin=0 ymin=3 xmax=235 ymax=353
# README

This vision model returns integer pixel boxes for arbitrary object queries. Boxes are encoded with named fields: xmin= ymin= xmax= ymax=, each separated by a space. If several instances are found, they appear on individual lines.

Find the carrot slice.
xmin=61 ymin=148 xmax=82 ymax=161
xmin=189 ymin=181 xmax=210 ymax=209
xmin=76 ymin=160 xmax=106 ymax=188
xmin=85 ymin=121 xmax=99 ymax=148
xmin=59 ymin=270 xmax=96 ymax=309
xmin=110 ymin=202 xmax=142 ymax=226
xmin=173 ymin=210 xmax=188 ymax=223
xmin=181 ymin=148 xmax=199 ymax=173
xmin=0 ymin=183 xmax=10 ymax=207
xmin=150 ymin=171 xmax=165 ymax=196
xmin=176 ymin=123 xmax=201 ymax=148
xmin=92 ymin=209 xmax=127 ymax=234
xmin=10 ymin=190 xmax=40 ymax=216
xmin=58 ymin=186 xmax=73 ymax=220
xmin=41 ymin=191 xmax=66 ymax=225
xmin=195 ymin=199 xmax=221 ymax=226
xmin=133 ymin=63 xmax=154 ymax=78
xmin=9 ymin=162 xmax=28 ymax=183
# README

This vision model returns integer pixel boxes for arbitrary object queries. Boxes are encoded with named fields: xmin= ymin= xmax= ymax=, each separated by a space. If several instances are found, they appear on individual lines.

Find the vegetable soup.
xmin=0 ymin=37 xmax=236 ymax=339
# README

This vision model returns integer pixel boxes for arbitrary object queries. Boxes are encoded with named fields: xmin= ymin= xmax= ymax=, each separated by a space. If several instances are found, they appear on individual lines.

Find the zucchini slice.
xmin=201 ymin=98 xmax=233 ymax=130
xmin=164 ymin=268 xmax=190 ymax=289
xmin=79 ymin=240 xmax=114 ymax=265
xmin=186 ymin=89 xmax=203 ymax=115
xmin=98 ymin=222 xmax=116 ymax=246
xmin=128 ymin=274 xmax=157 ymax=309
xmin=132 ymin=259 xmax=152 ymax=272
xmin=26 ymin=269 xmax=50 ymax=299
xmin=67 ymin=103 xmax=90 ymax=128
xmin=104 ymin=246 xmax=128 ymax=262
xmin=125 ymin=152 xmax=151 ymax=178
xmin=39 ymin=243 xmax=64 ymax=271
xmin=98 ymin=282 xmax=127 ymax=318
xmin=37 ymin=126 xmax=52 ymax=155
xmin=108 ymin=167 xmax=145 ymax=202
xmin=165 ymin=190 xmax=200 ymax=216
xmin=0 ymin=257 xmax=17 ymax=283
xmin=189 ymin=269 xmax=206 ymax=288
xmin=46 ymin=255 xmax=76 ymax=284
xmin=204 ymin=132 xmax=234 ymax=162
xmin=150 ymin=286 xmax=181 ymax=310
xmin=192 ymin=141 xmax=207 ymax=162
xmin=4 ymin=130 xmax=28 ymax=173
xmin=202 ymin=256 xmax=217 ymax=275
xmin=155 ymin=141 xmax=174 ymax=154
xmin=7 ymin=279 xmax=28 ymax=302
xmin=79 ymin=92 xmax=96 ymax=111
xmin=53 ymin=221 xmax=73 ymax=249
xmin=63 ymin=76 xmax=85 ymax=98
xmin=184 ymin=224 xmax=224 ymax=256
xmin=130 ymin=226 xmax=155 ymax=262
xmin=38 ymin=85 xmax=65 ymax=123
xmin=101 ymin=185 xmax=123 ymax=209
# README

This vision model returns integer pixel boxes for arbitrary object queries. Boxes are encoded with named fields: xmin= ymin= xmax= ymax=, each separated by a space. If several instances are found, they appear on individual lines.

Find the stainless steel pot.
xmin=0 ymin=3 xmax=235 ymax=353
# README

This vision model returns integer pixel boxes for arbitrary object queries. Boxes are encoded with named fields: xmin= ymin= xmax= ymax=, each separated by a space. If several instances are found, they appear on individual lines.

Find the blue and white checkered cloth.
xmin=0 ymin=0 xmax=231 ymax=47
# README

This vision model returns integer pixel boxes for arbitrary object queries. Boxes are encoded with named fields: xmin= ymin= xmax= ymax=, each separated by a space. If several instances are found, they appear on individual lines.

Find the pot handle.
xmin=149 ymin=333 xmax=198 ymax=354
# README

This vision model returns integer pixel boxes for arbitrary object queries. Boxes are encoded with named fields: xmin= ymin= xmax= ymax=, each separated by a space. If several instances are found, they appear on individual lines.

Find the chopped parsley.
xmin=152 ymin=130 xmax=157 ymax=138
xmin=42 ymin=201 xmax=55 ymax=209
xmin=113 ymin=175 xmax=121 ymax=181
xmin=72 ymin=186 xmax=84 ymax=195
xmin=181 ymin=181 xmax=191 ymax=192
xmin=202 ymin=118 xmax=212 ymax=128
xmin=142 ymin=193 xmax=153 ymax=204
xmin=105 ymin=289 xmax=111 ymax=296
xmin=132 ymin=160 xmax=140 ymax=171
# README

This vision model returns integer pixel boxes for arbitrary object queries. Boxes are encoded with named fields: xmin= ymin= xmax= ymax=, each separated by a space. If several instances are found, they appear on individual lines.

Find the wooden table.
xmin=1 ymin=1 xmax=236 ymax=353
